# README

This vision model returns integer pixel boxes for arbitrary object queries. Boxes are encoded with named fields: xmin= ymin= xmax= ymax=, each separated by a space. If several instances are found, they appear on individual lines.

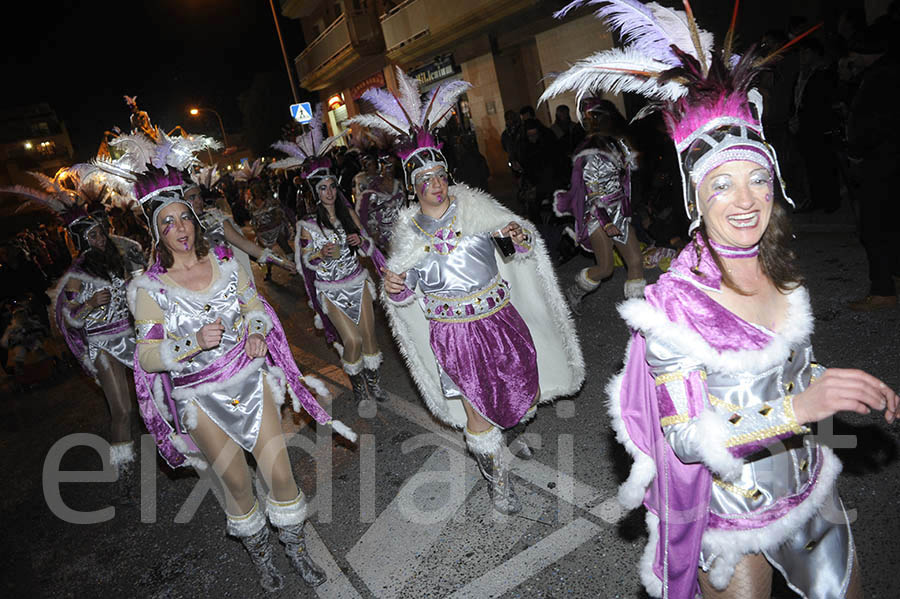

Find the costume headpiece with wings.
xmin=541 ymin=0 xmax=818 ymax=232
xmin=348 ymin=66 xmax=471 ymax=195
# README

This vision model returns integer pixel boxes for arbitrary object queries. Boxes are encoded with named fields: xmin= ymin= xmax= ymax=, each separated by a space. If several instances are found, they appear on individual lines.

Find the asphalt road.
xmin=3 ymin=224 xmax=898 ymax=598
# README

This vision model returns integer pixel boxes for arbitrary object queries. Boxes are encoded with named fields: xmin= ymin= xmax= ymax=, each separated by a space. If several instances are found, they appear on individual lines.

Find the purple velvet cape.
xmin=553 ymin=152 xmax=631 ymax=251
xmin=616 ymin=240 xmax=778 ymax=597
xmin=133 ymin=249 xmax=337 ymax=469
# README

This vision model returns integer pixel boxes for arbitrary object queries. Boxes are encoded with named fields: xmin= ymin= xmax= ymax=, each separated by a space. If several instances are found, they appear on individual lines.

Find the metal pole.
xmin=269 ymin=0 xmax=300 ymax=104
xmin=208 ymin=109 xmax=229 ymax=149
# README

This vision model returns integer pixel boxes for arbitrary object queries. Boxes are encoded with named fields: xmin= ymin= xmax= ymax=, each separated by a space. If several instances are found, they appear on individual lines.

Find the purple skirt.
xmin=429 ymin=304 xmax=538 ymax=428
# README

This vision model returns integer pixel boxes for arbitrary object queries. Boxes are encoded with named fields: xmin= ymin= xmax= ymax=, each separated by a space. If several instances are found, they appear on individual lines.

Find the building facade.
xmin=0 ymin=103 xmax=75 ymax=187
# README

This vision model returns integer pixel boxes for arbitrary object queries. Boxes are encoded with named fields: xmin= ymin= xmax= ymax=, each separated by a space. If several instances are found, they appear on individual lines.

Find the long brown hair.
xmin=693 ymin=200 xmax=803 ymax=294
xmin=153 ymin=214 xmax=209 ymax=269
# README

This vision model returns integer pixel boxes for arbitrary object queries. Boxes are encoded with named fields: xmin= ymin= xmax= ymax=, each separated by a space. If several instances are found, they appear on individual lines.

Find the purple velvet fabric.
xmin=429 ymin=303 xmax=538 ymax=429
xmin=617 ymin=240 xmax=788 ymax=596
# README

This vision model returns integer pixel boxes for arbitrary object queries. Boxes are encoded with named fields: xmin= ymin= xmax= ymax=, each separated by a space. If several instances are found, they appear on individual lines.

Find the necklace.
xmin=413 ymin=214 xmax=460 ymax=254
xmin=709 ymin=239 xmax=759 ymax=259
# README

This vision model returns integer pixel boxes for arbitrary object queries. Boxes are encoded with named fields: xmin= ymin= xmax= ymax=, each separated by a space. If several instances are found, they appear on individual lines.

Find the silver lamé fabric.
xmin=76 ymin=274 xmax=136 ymax=369
xmin=583 ymin=151 xmax=630 ymax=245
xmin=305 ymin=221 xmax=371 ymax=324
xmin=144 ymin=260 xmax=267 ymax=451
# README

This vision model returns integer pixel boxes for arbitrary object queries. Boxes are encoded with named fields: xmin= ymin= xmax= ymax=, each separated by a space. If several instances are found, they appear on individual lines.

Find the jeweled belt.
xmin=422 ymin=276 xmax=510 ymax=323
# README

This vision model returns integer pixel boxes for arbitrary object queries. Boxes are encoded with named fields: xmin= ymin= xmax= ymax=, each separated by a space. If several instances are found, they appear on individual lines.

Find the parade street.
xmin=5 ymin=226 xmax=899 ymax=599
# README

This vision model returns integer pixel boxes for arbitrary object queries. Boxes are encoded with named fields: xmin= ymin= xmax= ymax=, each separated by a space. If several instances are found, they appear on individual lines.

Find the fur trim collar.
xmin=128 ymin=253 xmax=238 ymax=314
xmin=388 ymin=184 xmax=537 ymax=273
xmin=618 ymin=287 xmax=813 ymax=374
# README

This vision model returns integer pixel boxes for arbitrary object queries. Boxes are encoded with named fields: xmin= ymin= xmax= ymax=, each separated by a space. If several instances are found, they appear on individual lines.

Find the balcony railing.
xmin=295 ymin=10 xmax=383 ymax=84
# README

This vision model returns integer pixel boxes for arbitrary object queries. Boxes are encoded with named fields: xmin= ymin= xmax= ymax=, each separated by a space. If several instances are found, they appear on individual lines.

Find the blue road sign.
xmin=290 ymin=102 xmax=313 ymax=124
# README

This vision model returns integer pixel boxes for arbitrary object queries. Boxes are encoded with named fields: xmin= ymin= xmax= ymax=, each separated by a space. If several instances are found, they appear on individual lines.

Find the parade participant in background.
xmin=233 ymin=159 xmax=294 ymax=282
xmin=273 ymin=107 xmax=389 ymax=402
xmin=356 ymin=145 xmax=405 ymax=253
xmin=185 ymin=165 xmax=295 ymax=280
xmin=352 ymin=149 xmax=379 ymax=205
xmin=82 ymin=131 xmax=353 ymax=592
xmin=542 ymin=96 xmax=646 ymax=314
xmin=547 ymin=2 xmax=898 ymax=597
xmin=2 ymin=170 xmax=146 ymax=484
xmin=355 ymin=67 xmax=584 ymax=515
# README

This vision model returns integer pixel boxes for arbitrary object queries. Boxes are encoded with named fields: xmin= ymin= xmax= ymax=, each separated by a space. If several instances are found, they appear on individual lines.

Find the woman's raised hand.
xmin=198 ymin=317 xmax=225 ymax=350
xmin=87 ymin=289 xmax=111 ymax=309
xmin=322 ymin=242 xmax=341 ymax=259
xmin=383 ymin=268 xmax=408 ymax=295
xmin=346 ymin=233 xmax=362 ymax=247
xmin=792 ymin=368 xmax=898 ymax=425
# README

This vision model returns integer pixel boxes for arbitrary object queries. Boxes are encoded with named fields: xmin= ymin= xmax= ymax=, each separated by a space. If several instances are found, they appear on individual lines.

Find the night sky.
xmin=2 ymin=0 xmax=306 ymax=161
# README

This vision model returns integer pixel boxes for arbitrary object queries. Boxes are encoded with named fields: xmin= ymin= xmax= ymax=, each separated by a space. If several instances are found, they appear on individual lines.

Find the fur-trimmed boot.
xmin=465 ymin=426 xmax=522 ymax=515
xmin=343 ymin=358 xmax=368 ymax=402
xmin=564 ymin=268 xmax=601 ymax=316
xmin=267 ymin=493 xmax=327 ymax=588
xmin=110 ymin=440 xmax=137 ymax=503
xmin=507 ymin=405 xmax=537 ymax=460
xmin=227 ymin=501 xmax=284 ymax=593
xmin=362 ymin=353 xmax=388 ymax=403
xmin=623 ymin=277 xmax=647 ymax=299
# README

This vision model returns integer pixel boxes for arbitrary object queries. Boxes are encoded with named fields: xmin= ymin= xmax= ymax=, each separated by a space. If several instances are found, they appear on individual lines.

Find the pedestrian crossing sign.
xmin=290 ymin=102 xmax=313 ymax=124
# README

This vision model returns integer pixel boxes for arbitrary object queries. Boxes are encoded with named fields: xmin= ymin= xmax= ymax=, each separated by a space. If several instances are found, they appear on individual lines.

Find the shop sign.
xmin=410 ymin=55 xmax=461 ymax=87
xmin=351 ymin=71 xmax=387 ymax=100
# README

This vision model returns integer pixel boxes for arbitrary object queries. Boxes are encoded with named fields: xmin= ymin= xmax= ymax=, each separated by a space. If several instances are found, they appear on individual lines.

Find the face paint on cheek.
xmin=420 ymin=182 xmax=428 ymax=197
xmin=706 ymin=191 xmax=723 ymax=208
xmin=162 ymin=223 xmax=173 ymax=236
xmin=182 ymin=240 xmax=190 ymax=250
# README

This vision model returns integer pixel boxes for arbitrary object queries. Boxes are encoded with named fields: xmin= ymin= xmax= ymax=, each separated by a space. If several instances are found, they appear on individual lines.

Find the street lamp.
xmin=189 ymin=107 xmax=228 ymax=149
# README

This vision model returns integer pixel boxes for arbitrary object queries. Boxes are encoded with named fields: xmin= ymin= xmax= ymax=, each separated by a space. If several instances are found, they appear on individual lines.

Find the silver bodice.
xmin=582 ymin=149 xmax=631 ymax=244
xmin=302 ymin=219 xmax=371 ymax=324
xmin=403 ymin=202 xmax=501 ymax=299
xmin=75 ymin=274 xmax=136 ymax=369
xmin=201 ymin=208 xmax=229 ymax=248
xmin=305 ymin=220 xmax=362 ymax=283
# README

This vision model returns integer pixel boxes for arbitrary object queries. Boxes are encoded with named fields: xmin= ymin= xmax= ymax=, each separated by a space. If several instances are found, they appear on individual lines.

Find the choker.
xmin=709 ymin=239 xmax=759 ymax=259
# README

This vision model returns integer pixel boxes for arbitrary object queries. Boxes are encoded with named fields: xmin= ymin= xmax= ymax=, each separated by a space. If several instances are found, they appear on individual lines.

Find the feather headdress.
xmin=541 ymin=0 xmax=809 ymax=232
xmin=348 ymin=66 xmax=471 ymax=194
xmin=72 ymin=130 xmax=219 ymax=242
xmin=269 ymin=103 xmax=348 ymax=193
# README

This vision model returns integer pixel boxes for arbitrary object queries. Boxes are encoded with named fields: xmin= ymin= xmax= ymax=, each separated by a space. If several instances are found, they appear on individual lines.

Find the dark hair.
xmin=154 ymin=213 xmax=210 ymax=270
xmin=693 ymin=200 xmax=803 ymax=294
xmin=519 ymin=105 xmax=535 ymax=117
xmin=316 ymin=185 xmax=359 ymax=239
xmin=82 ymin=234 xmax=126 ymax=281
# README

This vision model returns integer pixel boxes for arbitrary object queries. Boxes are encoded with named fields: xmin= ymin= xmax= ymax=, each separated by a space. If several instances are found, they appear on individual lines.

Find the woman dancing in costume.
xmin=274 ymin=113 xmax=389 ymax=402
xmin=356 ymin=147 xmax=405 ymax=253
xmin=549 ymin=98 xmax=646 ymax=313
xmin=184 ymin=165 xmax=295 ymax=280
xmin=354 ymin=67 xmax=584 ymax=515
xmin=546 ymin=2 xmax=899 ymax=597
xmin=234 ymin=159 xmax=294 ymax=282
xmin=3 ymin=171 xmax=145 ymax=480
xmin=83 ymin=132 xmax=353 ymax=592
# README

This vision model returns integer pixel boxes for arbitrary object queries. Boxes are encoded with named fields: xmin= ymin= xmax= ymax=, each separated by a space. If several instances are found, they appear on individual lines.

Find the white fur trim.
xmin=171 ymin=357 xmax=266 ymax=401
xmin=519 ymin=405 xmax=537 ymax=425
xmin=362 ymin=352 xmax=383 ymax=370
xmin=151 ymin=376 xmax=172 ymax=421
xmin=693 ymin=409 xmax=744 ymax=481
xmin=109 ymin=441 xmax=135 ymax=467
xmin=257 ymin=247 xmax=275 ymax=264
xmin=464 ymin=426 xmax=503 ymax=456
xmin=576 ymin=267 xmax=602 ymax=292
xmin=293 ymin=224 xmax=305 ymax=275
xmin=702 ymin=446 xmax=843 ymax=590
xmin=159 ymin=338 xmax=190 ymax=373
xmin=264 ymin=366 xmax=288 ymax=409
xmin=169 ymin=432 xmax=208 ymax=470
xmin=265 ymin=493 xmax=308 ymax=527
xmin=182 ymin=402 xmax=199 ymax=431
xmin=313 ymin=313 xmax=324 ymax=330
xmin=606 ymin=368 xmax=657 ymax=509
xmin=342 ymin=357 xmax=364 ymax=375
xmin=244 ymin=309 xmax=273 ymax=336
xmin=383 ymin=286 xmax=418 ymax=307
xmin=618 ymin=287 xmax=813 ymax=375
xmin=330 ymin=420 xmax=358 ymax=443
xmin=382 ymin=185 xmax=585 ymax=429
xmin=301 ymin=375 xmax=331 ymax=399
xmin=333 ymin=342 xmax=344 ymax=357
xmin=623 ymin=278 xmax=647 ymax=299
xmin=640 ymin=510 xmax=664 ymax=598
xmin=227 ymin=500 xmax=267 ymax=536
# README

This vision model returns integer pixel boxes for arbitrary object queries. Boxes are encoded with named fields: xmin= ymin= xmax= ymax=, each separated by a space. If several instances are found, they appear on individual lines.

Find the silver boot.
xmin=227 ymin=502 xmax=284 ymax=593
xmin=239 ymin=526 xmax=285 ymax=592
xmin=362 ymin=353 xmax=388 ymax=402
xmin=566 ymin=268 xmax=601 ymax=316
xmin=348 ymin=373 xmax=369 ymax=402
xmin=466 ymin=427 xmax=522 ymax=515
xmin=507 ymin=406 xmax=537 ymax=460
xmin=276 ymin=523 xmax=327 ymax=587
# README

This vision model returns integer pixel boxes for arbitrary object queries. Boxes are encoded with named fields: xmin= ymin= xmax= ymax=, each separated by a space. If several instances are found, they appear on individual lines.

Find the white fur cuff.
xmin=624 ymin=278 xmax=647 ymax=299
xmin=265 ymin=493 xmax=308 ymax=527
xmin=465 ymin=426 xmax=503 ymax=456
xmin=226 ymin=500 xmax=267 ymax=537
xmin=159 ymin=338 xmax=190 ymax=373
xmin=343 ymin=358 xmax=364 ymax=375
xmin=362 ymin=352 xmax=383 ymax=370
xmin=694 ymin=409 xmax=744 ymax=481
xmin=245 ymin=310 xmax=273 ymax=336
xmin=109 ymin=441 xmax=135 ymax=467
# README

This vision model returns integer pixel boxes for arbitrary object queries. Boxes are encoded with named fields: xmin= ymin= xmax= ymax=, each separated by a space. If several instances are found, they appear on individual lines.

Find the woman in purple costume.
xmin=546 ymin=1 xmax=900 ymax=597
xmin=359 ymin=67 xmax=584 ymax=515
